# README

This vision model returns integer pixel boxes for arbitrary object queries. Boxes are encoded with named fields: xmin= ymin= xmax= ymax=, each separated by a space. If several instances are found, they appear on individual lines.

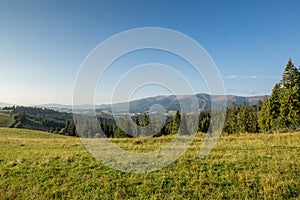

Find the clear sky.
xmin=0 ymin=0 xmax=300 ymax=105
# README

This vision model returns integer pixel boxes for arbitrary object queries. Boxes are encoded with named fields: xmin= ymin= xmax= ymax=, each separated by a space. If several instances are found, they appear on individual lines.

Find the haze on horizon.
xmin=1 ymin=0 xmax=299 ymax=105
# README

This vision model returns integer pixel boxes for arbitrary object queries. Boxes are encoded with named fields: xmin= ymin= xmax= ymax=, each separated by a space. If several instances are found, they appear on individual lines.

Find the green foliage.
xmin=0 ymin=111 xmax=14 ymax=127
xmin=224 ymin=102 xmax=260 ymax=134
xmin=141 ymin=113 xmax=150 ymax=137
xmin=4 ymin=58 xmax=300 ymax=137
xmin=141 ymin=113 xmax=149 ymax=127
xmin=259 ymin=98 xmax=271 ymax=132
xmin=281 ymin=59 xmax=300 ymax=90
xmin=224 ymin=102 xmax=238 ymax=134
xmin=2 ymin=106 xmax=73 ymax=133
xmin=63 ymin=120 xmax=77 ymax=137
xmin=248 ymin=112 xmax=259 ymax=133
xmin=259 ymin=59 xmax=300 ymax=132
xmin=171 ymin=110 xmax=181 ymax=134
xmin=238 ymin=103 xmax=250 ymax=133
xmin=198 ymin=111 xmax=211 ymax=133
xmin=179 ymin=113 xmax=188 ymax=134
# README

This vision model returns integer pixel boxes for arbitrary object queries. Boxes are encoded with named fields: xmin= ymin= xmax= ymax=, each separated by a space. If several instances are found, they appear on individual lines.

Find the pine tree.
xmin=224 ymin=102 xmax=238 ymax=134
xmin=141 ymin=113 xmax=150 ymax=137
xmin=64 ymin=120 xmax=77 ymax=136
xmin=172 ymin=110 xmax=181 ymax=134
xmin=278 ymin=59 xmax=300 ymax=130
xmin=113 ymin=124 xmax=122 ymax=138
xmin=269 ymin=83 xmax=282 ymax=130
xmin=198 ymin=111 xmax=210 ymax=133
xmin=281 ymin=59 xmax=299 ymax=90
xmin=179 ymin=113 xmax=188 ymax=135
xmin=248 ymin=112 xmax=259 ymax=133
xmin=259 ymin=98 xmax=271 ymax=132
xmin=239 ymin=102 xmax=250 ymax=133
xmin=133 ymin=117 xmax=141 ymax=137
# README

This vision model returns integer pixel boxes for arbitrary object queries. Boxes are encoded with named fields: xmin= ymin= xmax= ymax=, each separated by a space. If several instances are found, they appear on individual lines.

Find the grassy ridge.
xmin=0 ymin=128 xmax=299 ymax=199
xmin=0 ymin=111 xmax=13 ymax=127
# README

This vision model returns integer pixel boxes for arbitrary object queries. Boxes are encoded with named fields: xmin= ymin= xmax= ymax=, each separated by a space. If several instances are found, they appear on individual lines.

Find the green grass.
xmin=0 ymin=128 xmax=299 ymax=199
xmin=0 ymin=111 xmax=13 ymax=127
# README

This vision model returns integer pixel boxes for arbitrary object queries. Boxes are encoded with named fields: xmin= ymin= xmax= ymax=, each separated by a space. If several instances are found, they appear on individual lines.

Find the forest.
xmin=221 ymin=59 xmax=300 ymax=134
xmin=2 ymin=59 xmax=299 ymax=138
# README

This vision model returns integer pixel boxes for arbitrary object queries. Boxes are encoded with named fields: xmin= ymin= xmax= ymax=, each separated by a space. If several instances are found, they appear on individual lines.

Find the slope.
xmin=0 ymin=110 xmax=14 ymax=127
xmin=0 ymin=128 xmax=299 ymax=199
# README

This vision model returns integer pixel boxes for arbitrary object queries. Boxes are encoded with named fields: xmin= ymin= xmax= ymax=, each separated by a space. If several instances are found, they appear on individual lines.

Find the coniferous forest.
xmin=2 ymin=59 xmax=300 ymax=137
xmin=222 ymin=59 xmax=300 ymax=134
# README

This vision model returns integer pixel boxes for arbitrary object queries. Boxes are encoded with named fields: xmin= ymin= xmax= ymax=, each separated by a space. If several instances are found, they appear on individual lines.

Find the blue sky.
xmin=0 ymin=0 xmax=300 ymax=105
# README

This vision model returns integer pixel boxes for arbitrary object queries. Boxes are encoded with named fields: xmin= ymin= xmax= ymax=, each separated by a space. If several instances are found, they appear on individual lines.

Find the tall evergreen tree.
xmin=281 ymin=59 xmax=300 ymax=90
xmin=269 ymin=83 xmax=282 ymax=129
xmin=133 ymin=117 xmax=141 ymax=137
xmin=179 ymin=113 xmax=188 ymax=135
xmin=172 ymin=110 xmax=181 ymax=134
xmin=141 ymin=113 xmax=150 ymax=137
xmin=248 ymin=112 xmax=259 ymax=133
xmin=198 ymin=111 xmax=210 ymax=133
xmin=259 ymin=98 xmax=271 ymax=132
xmin=224 ymin=102 xmax=238 ymax=134
xmin=239 ymin=102 xmax=250 ymax=133
xmin=278 ymin=59 xmax=300 ymax=130
xmin=65 ymin=120 xmax=77 ymax=136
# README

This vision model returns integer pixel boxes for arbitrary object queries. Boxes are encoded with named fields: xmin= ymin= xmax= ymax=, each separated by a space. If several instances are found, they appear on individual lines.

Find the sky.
xmin=0 ymin=0 xmax=300 ymax=105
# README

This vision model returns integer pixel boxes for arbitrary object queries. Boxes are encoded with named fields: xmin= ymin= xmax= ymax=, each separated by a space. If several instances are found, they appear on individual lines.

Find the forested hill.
xmin=0 ymin=106 xmax=76 ymax=136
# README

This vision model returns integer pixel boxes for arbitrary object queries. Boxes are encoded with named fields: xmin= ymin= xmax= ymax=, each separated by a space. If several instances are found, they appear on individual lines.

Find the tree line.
xmin=100 ymin=59 xmax=299 ymax=137
xmin=223 ymin=59 xmax=300 ymax=134
xmin=2 ymin=59 xmax=299 ymax=137
xmin=259 ymin=59 xmax=300 ymax=132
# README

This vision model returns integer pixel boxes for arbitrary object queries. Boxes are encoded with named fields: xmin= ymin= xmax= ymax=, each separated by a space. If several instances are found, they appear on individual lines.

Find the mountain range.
xmin=96 ymin=93 xmax=266 ymax=114
xmin=0 ymin=93 xmax=267 ymax=114
xmin=0 ymin=102 xmax=14 ymax=108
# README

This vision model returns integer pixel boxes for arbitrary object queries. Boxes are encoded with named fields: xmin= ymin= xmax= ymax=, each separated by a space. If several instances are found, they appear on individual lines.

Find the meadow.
xmin=0 ymin=111 xmax=13 ymax=127
xmin=0 ymin=127 xmax=299 ymax=199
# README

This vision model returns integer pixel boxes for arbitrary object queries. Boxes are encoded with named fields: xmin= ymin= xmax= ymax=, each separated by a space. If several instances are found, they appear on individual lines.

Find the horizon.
xmin=1 ymin=1 xmax=299 ymax=105
xmin=0 ymin=92 xmax=269 ymax=107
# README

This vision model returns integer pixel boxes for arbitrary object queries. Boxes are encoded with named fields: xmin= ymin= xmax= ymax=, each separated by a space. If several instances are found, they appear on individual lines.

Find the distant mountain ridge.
xmin=0 ymin=102 xmax=14 ymax=108
xmin=1 ymin=94 xmax=267 ymax=113
xmin=96 ymin=93 xmax=267 ymax=114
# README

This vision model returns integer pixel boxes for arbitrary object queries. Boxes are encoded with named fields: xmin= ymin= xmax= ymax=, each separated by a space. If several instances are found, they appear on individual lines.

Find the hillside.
xmin=0 ymin=128 xmax=299 ymax=199
xmin=0 ymin=110 xmax=14 ymax=127
xmin=0 ymin=107 xmax=73 ymax=134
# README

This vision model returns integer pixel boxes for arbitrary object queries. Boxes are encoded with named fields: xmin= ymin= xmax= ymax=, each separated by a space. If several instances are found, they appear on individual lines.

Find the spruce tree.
xmin=269 ymin=83 xmax=282 ymax=130
xmin=258 ymin=98 xmax=271 ymax=132
xmin=179 ymin=113 xmax=188 ymax=135
xmin=133 ymin=117 xmax=141 ymax=137
xmin=281 ymin=59 xmax=299 ymax=89
xmin=141 ymin=113 xmax=150 ymax=136
xmin=224 ymin=102 xmax=238 ymax=134
xmin=239 ymin=102 xmax=250 ymax=133
xmin=172 ymin=111 xmax=181 ymax=134
xmin=278 ymin=59 xmax=300 ymax=130
xmin=248 ymin=112 xmax=259 ymax=133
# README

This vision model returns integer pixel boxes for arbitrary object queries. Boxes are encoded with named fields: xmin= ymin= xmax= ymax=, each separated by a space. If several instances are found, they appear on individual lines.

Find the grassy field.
xmin=0 ymin=128 xmax=299 ymax=199
xmin=0 ymin=111 xmax=13 ymax=127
